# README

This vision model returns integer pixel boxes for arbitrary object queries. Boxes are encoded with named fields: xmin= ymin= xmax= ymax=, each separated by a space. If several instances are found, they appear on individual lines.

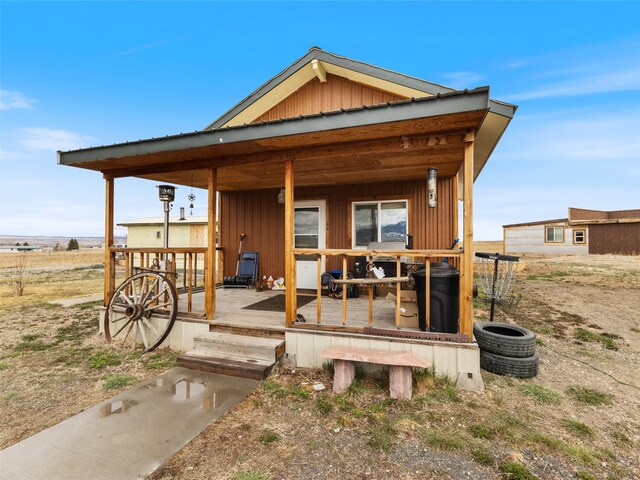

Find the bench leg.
xmin=333 ymin=360 xmax=356 ymax=394
xmin=389 ymin=365 xmax=413 ymax=399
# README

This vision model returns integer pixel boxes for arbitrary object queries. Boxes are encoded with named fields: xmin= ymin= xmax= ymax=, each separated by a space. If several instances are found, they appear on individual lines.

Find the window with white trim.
xmin=352 ymin=200 xmax=408 ymax=247
xmin=545 ymin=226 xmax=564 ymax=243
xmin=573 ymin=229 xmax=586 ymax=244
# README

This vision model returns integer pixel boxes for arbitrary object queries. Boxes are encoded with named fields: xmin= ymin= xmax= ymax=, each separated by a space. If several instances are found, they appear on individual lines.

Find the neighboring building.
xmin=0 ymin=245 xmax=50 ymax=254
xmin=118 ymin=216 xmax=209 ymax=248
xmin=503 ymin=208 xmax=640 ymax=256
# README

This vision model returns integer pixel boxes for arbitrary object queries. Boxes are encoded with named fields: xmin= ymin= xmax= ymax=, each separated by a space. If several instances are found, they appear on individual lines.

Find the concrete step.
xmin=193 ymin=332 xmax=285 ymax=363
xmin=176 ymin=351 xmax=275 ymax=380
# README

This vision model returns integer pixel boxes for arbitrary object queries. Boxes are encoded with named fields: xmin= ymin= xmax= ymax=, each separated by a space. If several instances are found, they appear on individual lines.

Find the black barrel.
xmin=413 ymin=263 xmax=460 ymax=333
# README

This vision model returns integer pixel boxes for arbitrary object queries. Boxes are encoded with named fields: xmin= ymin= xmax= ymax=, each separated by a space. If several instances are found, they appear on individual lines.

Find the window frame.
xmin=351 ymin=199 xmax=409 ymax=248
xmin=573 ymin=229 xmax=586 ymax=244
xmin=544 ymin=225 xmax=565 ymax=243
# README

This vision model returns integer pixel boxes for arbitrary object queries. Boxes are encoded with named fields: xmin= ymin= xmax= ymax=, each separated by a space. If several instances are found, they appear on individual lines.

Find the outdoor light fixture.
xmin=427 ymin=168 xmax=437 ymax=208
xmin=277 ymin=188 xmax=285 ymax=204
xmin=157 ymin=184 xmax=176 ymax=203
xmin=156 ymin=184 xmax=177 ymax=250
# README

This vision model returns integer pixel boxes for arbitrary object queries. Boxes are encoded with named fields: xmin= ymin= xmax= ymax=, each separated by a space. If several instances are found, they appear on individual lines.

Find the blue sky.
xmin=1 ymin=1 xmax=639 ymax=240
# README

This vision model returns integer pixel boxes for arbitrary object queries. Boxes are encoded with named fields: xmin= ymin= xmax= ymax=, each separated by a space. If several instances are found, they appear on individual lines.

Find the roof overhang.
xmin=59 ymin=87 xmax=515 ymax=191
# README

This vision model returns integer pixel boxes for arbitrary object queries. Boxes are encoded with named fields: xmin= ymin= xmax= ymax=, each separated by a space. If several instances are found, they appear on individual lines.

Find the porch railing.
xmin=292 ymin=248 xmax=467 ymax=339
xmin=108 ymin=247 xmax=223 ymax=316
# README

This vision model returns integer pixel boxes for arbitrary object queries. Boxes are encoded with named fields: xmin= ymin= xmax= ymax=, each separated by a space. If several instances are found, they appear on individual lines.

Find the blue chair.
xmin=223 ymin=251 xmax=259 ymax=288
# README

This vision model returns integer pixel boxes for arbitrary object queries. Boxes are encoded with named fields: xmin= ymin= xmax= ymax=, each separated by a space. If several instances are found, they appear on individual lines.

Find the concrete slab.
xmin=0 ymin=368 xmax=258 ymax=480
xmin=50 ymin=293 xmax=103 ymax=307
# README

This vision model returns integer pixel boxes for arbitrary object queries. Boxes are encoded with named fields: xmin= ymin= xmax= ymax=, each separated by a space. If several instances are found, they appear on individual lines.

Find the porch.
xmin=97 ymin=282 xmax=483 ymax=391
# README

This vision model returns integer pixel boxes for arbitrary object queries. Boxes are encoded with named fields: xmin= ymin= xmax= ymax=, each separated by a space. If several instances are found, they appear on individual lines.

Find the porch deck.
xmin=178 ymin=287 xmax=407 ymax=332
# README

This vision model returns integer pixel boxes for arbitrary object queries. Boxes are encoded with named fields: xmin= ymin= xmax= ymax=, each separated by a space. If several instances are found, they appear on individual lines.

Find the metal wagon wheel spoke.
xmin=104 ymin=271 xmax=178 ymax=352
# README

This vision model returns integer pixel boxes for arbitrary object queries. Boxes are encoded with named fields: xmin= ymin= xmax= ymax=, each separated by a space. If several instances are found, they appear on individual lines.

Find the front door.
xmin=294 ymin=200 xmax=326 ymax=289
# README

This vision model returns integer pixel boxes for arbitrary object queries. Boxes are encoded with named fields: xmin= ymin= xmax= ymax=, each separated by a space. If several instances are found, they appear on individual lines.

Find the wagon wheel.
xmin=104 ymin=271 xmax=177 ymax=352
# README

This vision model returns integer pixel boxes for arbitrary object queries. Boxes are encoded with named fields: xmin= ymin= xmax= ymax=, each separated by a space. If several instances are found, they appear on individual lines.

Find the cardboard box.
xmin=386 ymin=291 xmax=419 ymax=329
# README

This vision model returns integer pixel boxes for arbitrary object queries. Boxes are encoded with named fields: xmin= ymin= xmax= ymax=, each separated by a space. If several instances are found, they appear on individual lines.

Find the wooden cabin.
xmin=504 ymin=207 xmax=640 ymax=256
xmin=58 ymin=48 xmax=517 ymax=390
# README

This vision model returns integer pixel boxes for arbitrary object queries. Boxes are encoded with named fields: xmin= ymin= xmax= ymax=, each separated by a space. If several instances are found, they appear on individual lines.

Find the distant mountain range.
xmin=356 ymin=221 xmax=406 ymax=244
xmin=0 ymin=235 xmax=127 ymax=247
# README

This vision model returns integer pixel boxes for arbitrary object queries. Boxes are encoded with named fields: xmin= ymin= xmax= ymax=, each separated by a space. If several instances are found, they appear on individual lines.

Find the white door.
xmin=294 ymin=200 xmax=326 ymax=289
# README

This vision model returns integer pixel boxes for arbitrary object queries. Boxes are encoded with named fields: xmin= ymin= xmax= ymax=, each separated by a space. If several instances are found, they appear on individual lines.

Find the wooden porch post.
xmin=205 ymin=167 xmax=217 ymax=320
xmin=285 ymin=159 xmax=297 ymax=327
xmin=103 ymin=175 xmax=115 ymax=306
xmin=460 ymin=133 xmax=475 ymax=341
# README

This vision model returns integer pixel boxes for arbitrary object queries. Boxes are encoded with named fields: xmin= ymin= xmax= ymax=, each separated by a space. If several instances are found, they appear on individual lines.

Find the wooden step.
xmin=209 ymin=323 xmax=285 ymax=340
xmin=177 ymin=351 xmax=274 ymax=380
xmin=193 ymin=332 xmax=285 ymax=363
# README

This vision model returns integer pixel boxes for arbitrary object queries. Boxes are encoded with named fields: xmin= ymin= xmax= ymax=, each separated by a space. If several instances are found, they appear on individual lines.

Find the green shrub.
xmin=102 ymin=374 xmax=136 ymax=391
xmin=567 ymin=386 xmax=613 ymax=406
xmin=498 ymin=461 xmax=537 ymax=480
xmin=517 ymin=383 xmax=562 ymax=404
xmin=258 ymin=429 xmax=280 ymax=444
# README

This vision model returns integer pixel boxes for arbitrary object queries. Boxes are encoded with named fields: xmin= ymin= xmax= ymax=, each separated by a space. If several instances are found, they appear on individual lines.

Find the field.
xmin=1 ymin=250 xmax=639 ymax=479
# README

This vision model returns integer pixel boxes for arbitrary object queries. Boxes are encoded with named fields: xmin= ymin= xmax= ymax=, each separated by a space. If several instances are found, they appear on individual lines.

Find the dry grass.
xmin=1 ymin=253 xmax=639 ymax=479
xmin=0 ymin=249 xmax=103 ymax=269
xmin=0 ymin=250 xmax=127 ymax=313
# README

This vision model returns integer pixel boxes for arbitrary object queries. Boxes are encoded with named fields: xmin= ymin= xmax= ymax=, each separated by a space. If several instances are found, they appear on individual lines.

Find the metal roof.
xmin=58 ymin=87 xmax=492 ymax=167
xmin=118 ymin=216 xmax=209 ymax=226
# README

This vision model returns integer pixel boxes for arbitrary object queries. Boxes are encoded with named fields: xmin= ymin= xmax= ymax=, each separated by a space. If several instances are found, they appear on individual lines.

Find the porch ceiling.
xmin=58 ymin=88 xmax=509 ymax=191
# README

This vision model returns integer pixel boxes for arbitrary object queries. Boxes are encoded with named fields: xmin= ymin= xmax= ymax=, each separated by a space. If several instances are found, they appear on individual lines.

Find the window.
xmin=353 ymin=200 xmax=408 ymax=247
xmin=545 ymin=226 xmax=564 ymax=243
xmin=156 ymin=231 xmax=161 ymax=239
xmin=573 ymin=229 xmax=586 ymax=244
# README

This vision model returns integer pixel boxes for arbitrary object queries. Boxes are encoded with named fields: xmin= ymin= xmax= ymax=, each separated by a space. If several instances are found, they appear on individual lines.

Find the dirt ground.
xmin=1 ymin=253 xmax=639 ymax=479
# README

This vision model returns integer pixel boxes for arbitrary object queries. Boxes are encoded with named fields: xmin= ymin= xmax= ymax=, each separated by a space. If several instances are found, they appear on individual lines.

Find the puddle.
xmin=99 ymin=399 xmax=137 ymax=417
xmin=144 ymin=378 xmax=165 ymax=389
xmin=201 ymin=388 xmax=241 ymax=412
xmin=170 ymin=378 xmax=207 ymax=401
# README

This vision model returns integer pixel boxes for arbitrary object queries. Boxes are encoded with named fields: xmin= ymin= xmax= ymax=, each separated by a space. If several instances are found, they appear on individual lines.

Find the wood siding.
xmin=252 ymin=74 xmax=405 ymax=123
xmin=219 ymin=178 xmax=457 ymax=278
xmin=588 ymin=223 xmax=640 ymax=255
xmin=570 ymin=207 xmax=640 ymax=221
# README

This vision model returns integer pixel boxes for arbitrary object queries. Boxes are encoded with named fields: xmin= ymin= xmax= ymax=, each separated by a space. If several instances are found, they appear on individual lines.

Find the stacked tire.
xmin=474 ymin=322 xmax=538 ymax=378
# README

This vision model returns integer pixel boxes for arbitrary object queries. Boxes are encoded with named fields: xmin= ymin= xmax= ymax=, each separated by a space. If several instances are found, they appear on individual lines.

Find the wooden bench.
xmin=321 ymin=346 xmax=431 ymax=400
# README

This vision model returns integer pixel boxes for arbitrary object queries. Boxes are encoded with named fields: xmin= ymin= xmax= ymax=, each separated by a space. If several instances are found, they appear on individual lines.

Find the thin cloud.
xmin=506 ymin=66 xmax=640 ymax=101
xmin=493 ymin=111 xmax=640 ymax=163
xmin=441 ymin=71 xmax=485 ymax=89
xmin=112 ymin=37 xmax=183 ymax=57
xmin=0 ymin=89 xmax=36 ymax=110
xmin=18 ymin=127 xmax=95 ymax=151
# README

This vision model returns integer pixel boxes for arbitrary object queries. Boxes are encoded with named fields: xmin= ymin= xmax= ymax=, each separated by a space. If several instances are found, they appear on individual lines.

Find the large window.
xmin=545 ymin=226 xmax=564 ymax=243
xmin=353 ymin=200 xmax=408 ymax=247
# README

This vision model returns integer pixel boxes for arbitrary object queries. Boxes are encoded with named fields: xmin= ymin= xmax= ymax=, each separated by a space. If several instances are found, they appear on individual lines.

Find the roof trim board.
xmin=58 ymin=87 xmax=491 ymax=167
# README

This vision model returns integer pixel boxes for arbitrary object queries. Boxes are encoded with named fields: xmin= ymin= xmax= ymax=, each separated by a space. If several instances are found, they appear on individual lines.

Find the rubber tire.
xmin=480 ymin=350 xmax=539 ymax=378
xmin=473 ymin=322 xmax=536 ymax=358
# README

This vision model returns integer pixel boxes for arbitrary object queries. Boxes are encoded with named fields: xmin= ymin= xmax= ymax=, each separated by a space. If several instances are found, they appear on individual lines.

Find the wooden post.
xmin=205 ymin=167 xmax=217 ymax=320
xmin=461 ymin=134 xmax=475 ymax=341
xmin=395 ymin=257 xmax=401 ymax=328
xmin=342 ymin=256 xmax=347 ymax=325
xmin=316 ymin=255 xmax=322 ymax=323
xmin=103 ymin=175 xmax=114 ymax=306
xmin=285 ymin=159 xmax=296 ymax=327
xmin=425 ymin=260 xmax=431 ymax=331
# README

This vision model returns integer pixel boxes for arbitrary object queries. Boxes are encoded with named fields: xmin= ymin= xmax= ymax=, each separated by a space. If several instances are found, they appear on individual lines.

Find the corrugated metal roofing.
xmin=58 ymin=87 xmax=493 ymax=164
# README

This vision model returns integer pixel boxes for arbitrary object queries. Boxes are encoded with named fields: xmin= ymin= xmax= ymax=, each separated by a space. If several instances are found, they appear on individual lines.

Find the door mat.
xmin=243 ymin=294 xmax=316 ymax=312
